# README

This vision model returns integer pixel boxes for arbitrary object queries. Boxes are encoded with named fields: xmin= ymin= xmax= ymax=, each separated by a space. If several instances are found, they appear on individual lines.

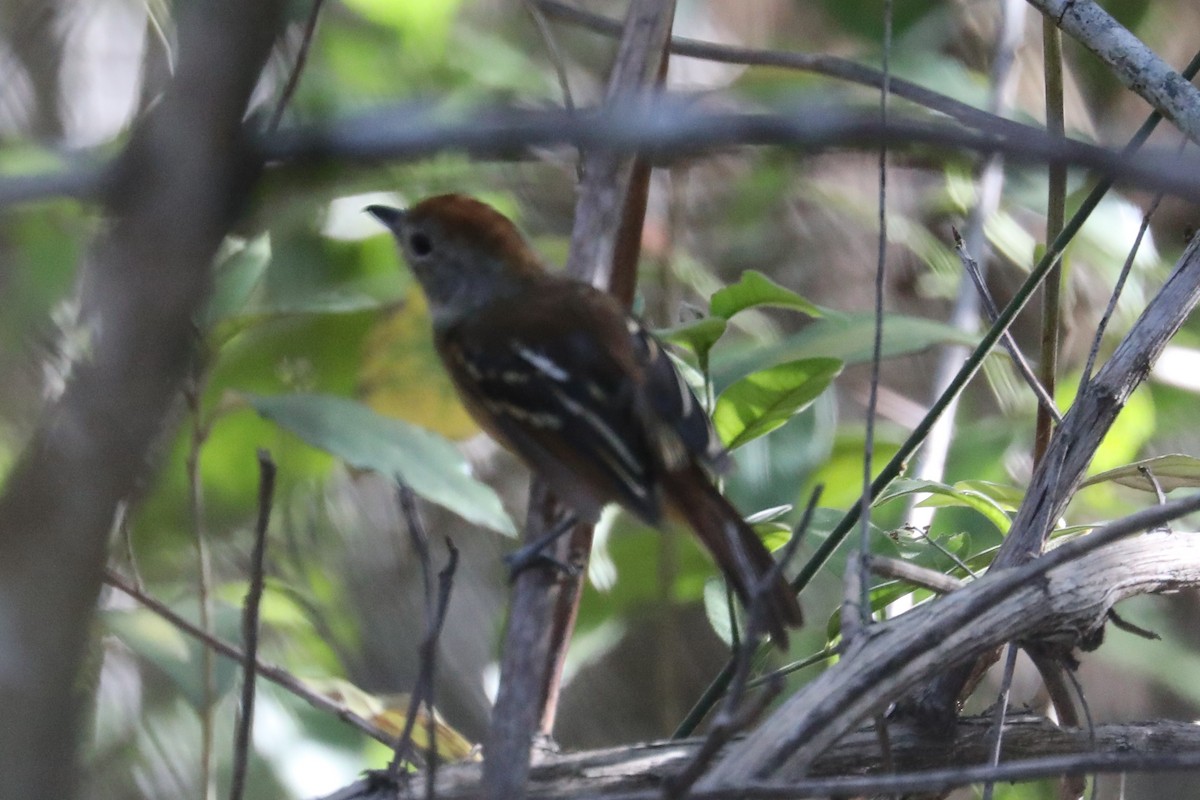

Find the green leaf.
xmin=702 ymin=577 xmax=741 ymax=647
xmin=754 ymin=522 xmax=794 ymax=553
xmin=205 ymin=232 xmax=400 ymax=345
xmin=342 ymin=0 xmax=462 ymax=59
xmin=657 ymin=317 xmax=728 ymax=364
xmin=951 ymin=480 xmax=1025 ymax=510
xmin=713 ymin=358 xmax=842 ymax=450
xmin=876 ymin=478 xmax=1012 ymax=534
xmin=250 ymin=393 xmax=516 ymax=536
xmin=709 ymin=270 xmax=822 ymax=320
xmin=1081 ymin=454 xmax=1200 ymax=493
xmin=204 ymin=234 xmax=271 ymax=328
xmin=713 ymin=312 xmax=975 ymax=385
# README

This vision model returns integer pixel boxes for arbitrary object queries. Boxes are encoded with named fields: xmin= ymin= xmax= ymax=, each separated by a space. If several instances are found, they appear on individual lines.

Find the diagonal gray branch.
xmin=1006 ymin=231 xmax=1200 ymax=559
xmin=899 ymin=217 xmax=1200 ymax=723
xmin=1029 ymin=0 xmax=1200 ymax=144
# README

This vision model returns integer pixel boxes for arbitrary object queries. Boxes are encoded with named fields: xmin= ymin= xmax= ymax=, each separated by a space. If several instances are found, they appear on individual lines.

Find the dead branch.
xmin=1030 ymin=0 xmax=1200 ymax=144
xmin=702 ymin=510 xmax=1200 ymax=784
xmin=318 ymin=717 xmax=1200 ymax=800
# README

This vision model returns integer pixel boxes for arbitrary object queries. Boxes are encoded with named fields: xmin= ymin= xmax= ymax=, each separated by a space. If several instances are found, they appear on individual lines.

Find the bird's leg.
xmin=503 ymin=512 xmax=580 ymax=579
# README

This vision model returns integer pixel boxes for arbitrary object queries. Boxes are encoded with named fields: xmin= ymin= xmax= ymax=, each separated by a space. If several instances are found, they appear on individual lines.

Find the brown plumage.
xmin=368 ymin=194 xmax=802 ymax=646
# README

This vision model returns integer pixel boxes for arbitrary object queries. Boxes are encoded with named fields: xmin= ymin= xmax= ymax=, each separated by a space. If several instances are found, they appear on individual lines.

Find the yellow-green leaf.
xmin=710 ymin=270 xmax=821 ymax=320
xmin=1081 ymin=454 xmax=1200 ymax=493
xmin=713 ymin=358 xmax=842 ymax=450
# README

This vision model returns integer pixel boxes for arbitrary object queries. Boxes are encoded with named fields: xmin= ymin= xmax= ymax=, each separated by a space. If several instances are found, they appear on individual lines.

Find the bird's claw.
xmin=504 ymin=545 xmax=580 ymax=581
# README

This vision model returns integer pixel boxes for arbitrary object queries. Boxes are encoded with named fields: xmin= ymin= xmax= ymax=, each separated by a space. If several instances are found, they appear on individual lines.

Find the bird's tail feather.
xmin=663 ymin=466 xmax=803 ymax=648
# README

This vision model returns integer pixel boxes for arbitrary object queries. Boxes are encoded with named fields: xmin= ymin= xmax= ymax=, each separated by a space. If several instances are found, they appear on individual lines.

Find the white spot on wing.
xmin=516 ymin=345 xmax=569 ymax=382
xmin=676 ymin=369 xmax=693 ymax=417
xmin=550 ymin=386 xmax=647 ymax=500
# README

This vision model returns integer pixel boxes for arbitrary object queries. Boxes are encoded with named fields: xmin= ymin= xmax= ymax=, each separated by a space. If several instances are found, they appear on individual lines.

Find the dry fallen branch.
xmin=702 ymin=503 xmax=1200 ymax=786
xmin=315 ymin=508 xmax=1200 ymax=800
xmin=318 ymin=717 xmax=1200 ymax=800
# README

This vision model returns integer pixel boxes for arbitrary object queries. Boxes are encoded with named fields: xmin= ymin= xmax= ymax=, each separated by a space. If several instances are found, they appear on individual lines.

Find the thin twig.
xmin=389 ymin=484 xmax=460 ymax=800
xmin=426 ymin=539 xmax=460 ymax=799
xmin=953 ymin=227 xmax=1061 ymax=422
xmin=745 ymin=646 xmax=838 ymax=689
xmin=1139 ymin=466 xmax=1169 ymax=508
xmin=183 ymin=368 xmax=216 ymax=800
xmin=523 ymin=0 xmax=579 ymax=181
xmin=1079 ymin=137 xmax=1184 ymax=393
xmin=114 ymin=501 xmax=143 ymax=592
xmin=914 ymin=526 xmax=979 ymax=579
xmin=866 ymin=553 xmax=966 ymax=595
xmin=389 ymin=484 xmax=433 ymax=774
xmin=534 ymin=0 xmax=1039 ymax=140
xmin=1106 ymin=608 xmax=1160 ymax=640
xmin=873 ymin=712 xmax=894 ymax=778
xmin=103 ymin=568 xmax=393 ymax=745
xmin=981 ymin=643 xmax=1019 ymax=800
xmin=1061 ymin=658 xmax=1098 ymax=800
xmin=1035 ymin=16 xmax=1067 ymax=467
xmin=266 ymin=0 xmax=326 ymax=133
xmin=229 ymin=450 xmax=276 ymax=800
xmin=663 ymin=655 xmax=781 ymax=799
xmin=1025 ymin=646 xmax=1087 ymax=799
xmin=744 ymin=487 xmax=817 ymax=648
xmin=859 ymin=0 xmax=893 ymax=632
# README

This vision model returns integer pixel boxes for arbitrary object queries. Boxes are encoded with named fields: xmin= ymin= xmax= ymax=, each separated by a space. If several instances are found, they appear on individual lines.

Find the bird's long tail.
xmin=663 ymin=466 xmax=803 ymax=648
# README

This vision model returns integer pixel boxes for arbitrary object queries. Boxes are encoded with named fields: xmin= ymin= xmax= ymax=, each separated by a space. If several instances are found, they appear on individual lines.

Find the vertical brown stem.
xmin=1034 ymin=17 xmax=1066 ymax=466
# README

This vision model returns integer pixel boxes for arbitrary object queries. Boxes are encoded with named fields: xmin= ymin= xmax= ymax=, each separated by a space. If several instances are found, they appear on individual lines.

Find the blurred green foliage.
xmin=2 ymin=0 xmax=1198 ymax=797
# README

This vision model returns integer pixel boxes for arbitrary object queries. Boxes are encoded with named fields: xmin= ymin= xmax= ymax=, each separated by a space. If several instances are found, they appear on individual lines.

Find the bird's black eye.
xmin=409 ymin=231 xmax=433 ymax=257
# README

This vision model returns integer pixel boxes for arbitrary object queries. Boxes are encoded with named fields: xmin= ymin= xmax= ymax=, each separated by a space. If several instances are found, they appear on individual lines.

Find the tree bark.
xmin=0 ymin=3 xmax=284 ymax=797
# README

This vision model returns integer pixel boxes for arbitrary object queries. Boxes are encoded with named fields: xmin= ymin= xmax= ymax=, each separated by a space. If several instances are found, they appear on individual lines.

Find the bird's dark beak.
xmin=365 ymin=204 xmax=406 ymax=232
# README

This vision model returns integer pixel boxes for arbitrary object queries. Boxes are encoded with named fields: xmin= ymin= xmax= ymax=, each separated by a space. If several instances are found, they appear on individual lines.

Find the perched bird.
xmin=367 ymin=194 xmax=802 ymax=646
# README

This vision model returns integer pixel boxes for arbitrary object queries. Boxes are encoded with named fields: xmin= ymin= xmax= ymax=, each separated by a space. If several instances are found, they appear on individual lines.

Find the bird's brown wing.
xmin=626 ymin=315 xmax=730 ymax=475
xmin=436 ymin=279 xmax=665 ymax=524
xmin=440 ymin=277 xmax=802 ymax=643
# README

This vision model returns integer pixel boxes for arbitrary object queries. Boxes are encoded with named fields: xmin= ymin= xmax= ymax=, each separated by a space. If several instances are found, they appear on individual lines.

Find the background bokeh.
xmin=3 ymin=1 xmax=1200 ymax=798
